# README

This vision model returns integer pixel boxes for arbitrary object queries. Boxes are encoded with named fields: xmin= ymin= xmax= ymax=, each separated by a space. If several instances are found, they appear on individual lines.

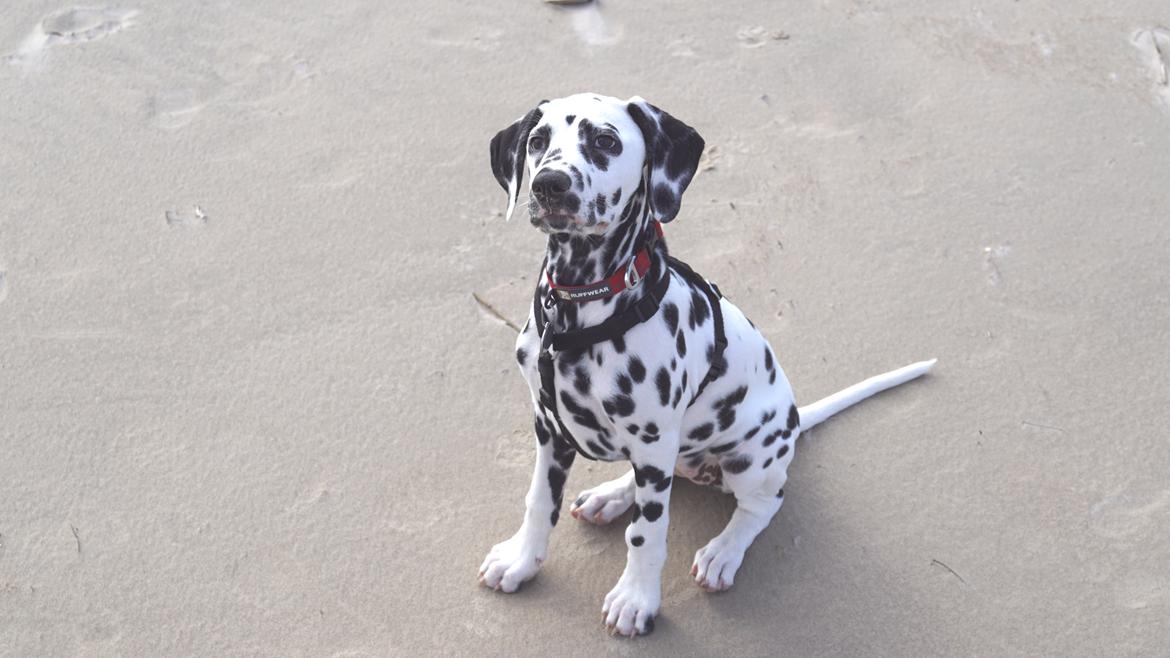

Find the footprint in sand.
xmin=1132 ymin=28 xmax=1170 ymax=109
xmin=6 ymin=7 xmax=138 ymax=67
xmin=214 ymin=50 xmax=314 ymax=117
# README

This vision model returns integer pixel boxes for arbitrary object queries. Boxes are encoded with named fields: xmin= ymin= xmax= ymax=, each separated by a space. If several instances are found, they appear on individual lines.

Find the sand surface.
xmin=2 ymin=1 xmax=1169 ymax=655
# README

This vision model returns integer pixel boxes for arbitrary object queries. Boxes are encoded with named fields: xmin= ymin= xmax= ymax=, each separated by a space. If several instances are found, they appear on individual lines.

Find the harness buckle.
xmin=540 ymin=322 xmax=555 ymax=353
xmin=624 ymin=262 xmax=643 ymax=290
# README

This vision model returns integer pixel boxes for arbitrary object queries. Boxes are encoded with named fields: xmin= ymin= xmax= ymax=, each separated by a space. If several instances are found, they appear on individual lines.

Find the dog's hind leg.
xmin=691 ymin=458 xmax=790 ymax=592
xmin=569 ymin=470 xmax=636 ymax=525
xmin=478 ymin=411 xmax=577 ymax=593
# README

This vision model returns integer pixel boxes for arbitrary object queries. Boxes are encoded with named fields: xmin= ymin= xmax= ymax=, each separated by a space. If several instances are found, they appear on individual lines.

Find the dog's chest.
xmin=514 ymin=313 xmax=706 ymax=462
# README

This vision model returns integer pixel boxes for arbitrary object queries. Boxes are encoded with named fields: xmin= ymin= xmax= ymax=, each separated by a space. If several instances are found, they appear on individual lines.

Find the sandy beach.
xmin=2 ymin=1 xmax=1169 ymax=655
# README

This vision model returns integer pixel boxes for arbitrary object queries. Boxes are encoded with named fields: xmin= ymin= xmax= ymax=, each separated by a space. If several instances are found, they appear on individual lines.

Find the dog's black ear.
xmin=626 ymin=97 xmax=705 ymax=223
xmin=490 ymin=103 xmax=545 ymax=221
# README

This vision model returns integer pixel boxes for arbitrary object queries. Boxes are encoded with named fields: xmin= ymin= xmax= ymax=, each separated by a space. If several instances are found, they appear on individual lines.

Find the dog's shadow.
xmin=537 ymin=464 xmax=890 ymax=643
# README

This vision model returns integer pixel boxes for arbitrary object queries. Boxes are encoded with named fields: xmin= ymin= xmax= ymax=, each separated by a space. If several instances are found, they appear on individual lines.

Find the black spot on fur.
xmin=777 ymin=488 xmax=785 ymax=498
xmin=743 ymin=426 xmax=761 ymax=440
xmin=573 ymin=366 xmax=591 ymax=395
xmin=662 ymin=303 xmax=680 ymax=334
xmin=645 ymin=422 xmax=658 ymax=434
xmin=617 ymin=374 xmax=633 ymax=395
xmin=761 ymin=409 xmax=777 ymax=424
xmin=634 ymin=465 xmax=668 ymax=488
xmin=641 ymin=502 xmax=664 ymax=522
xmin=671 ymin=387 xmax=682 ymax=408
xmin=603 ymin=395 xmax=636 ymax=417
xmin=631 ymin=535 xmax=644 ymax=547
xmin=577 ymin=119 xmax=621 ymax=171
xmin=612 ymin=335 xmax=626 ymax=354
xmin=676 ymin=331 xmax=687 ymax=357
xmin=516 ymin=348 xmax=528 ymax=366
xmin=534 ymin=418 xmax=551 ymax=446
xmin=627 ymin=423 xmax=640 ymax=434
xmin=713 ymin=386 xmax=748 ymax=431
xmin=763 ymin=345 xmax=774 ymax=372
xmin=565 ymin=114 xmax=576 ymax=124
xmin=709 ymin=442 xmax=736 ymax=454
xmin=777 ymin=444 xmax=790 ymax=459
xmin=611 ymin=188 xmax=622 ymax=206
xmin=763 ymin=457 xmax=773 ymax=469
xmin=688 ymin=423 xmax=714 ymax=440
xmin=787 ymin=404 xmax=800 ymax=430
xmin=560 ymin=391 xmax=603 ymax=431
xmin=655 ymin=367 xmax=671 ymax=406
xmin=652 ymin=183 xmax=677 ymax=220
xmin=722 ymin=456 xmax=752 ymax=474
xmin=628 ymin=357 xmax=646 ymax=383
xmin=631 ymin=504 xmax=641 ymax=522
xmin=689 ymin=289 xmax=710 ymax=329
xmin=762 ymin=429 xmax=784 ymax=447
xmin=548 ymin=466 xmax=566 ymax=506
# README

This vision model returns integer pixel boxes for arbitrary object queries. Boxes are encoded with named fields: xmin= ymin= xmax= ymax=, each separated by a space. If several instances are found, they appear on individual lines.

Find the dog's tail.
xmin=797 ymin=359 xmax=937 ymax=431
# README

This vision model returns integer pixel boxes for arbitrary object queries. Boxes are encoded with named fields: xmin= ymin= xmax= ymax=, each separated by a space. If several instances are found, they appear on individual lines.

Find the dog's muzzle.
xmin=529 ymin=169 xmax=585 ymax=231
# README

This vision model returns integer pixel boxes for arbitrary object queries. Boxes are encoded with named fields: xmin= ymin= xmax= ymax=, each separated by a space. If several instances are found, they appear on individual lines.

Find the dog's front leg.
xmin=478 ymin=410 xmax=576 ymax=593
xmin=602 ymin=435 xmax=679 ymax=637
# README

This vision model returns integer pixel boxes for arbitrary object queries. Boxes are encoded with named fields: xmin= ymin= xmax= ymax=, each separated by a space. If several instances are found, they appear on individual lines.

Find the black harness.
xmin=533 ymin=241 xmax=728 ymax=461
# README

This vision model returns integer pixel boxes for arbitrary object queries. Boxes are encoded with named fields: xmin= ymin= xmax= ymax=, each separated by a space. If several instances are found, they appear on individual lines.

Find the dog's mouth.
xmin=529 ymin=210 xmax=609 ymax=235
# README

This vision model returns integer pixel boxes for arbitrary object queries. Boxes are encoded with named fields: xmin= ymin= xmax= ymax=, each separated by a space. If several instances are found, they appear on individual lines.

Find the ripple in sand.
xmin=736 ymin=26 xmax=790 ymax=48
xmin=149 ymin=88 xmax=204 ymax=131
xmin=6 ymin=7 xmax=138 ymax=67
xmin=165 ymin=205 xmax=208 ymax=228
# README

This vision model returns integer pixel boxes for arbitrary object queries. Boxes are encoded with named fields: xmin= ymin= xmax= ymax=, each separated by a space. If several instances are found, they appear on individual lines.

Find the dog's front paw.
xmin=478 ymin=533 xmax=544 ymax=593
xmin=602 ymin=573 xmax=660 ymax=637
xmin=691 ymin=536 xmax=746 ymax=592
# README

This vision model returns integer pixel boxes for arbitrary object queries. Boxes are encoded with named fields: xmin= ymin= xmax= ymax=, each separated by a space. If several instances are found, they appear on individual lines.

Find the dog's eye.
xmin=529 ymin=136 xmax=546 ymax=151
xmin=595 ymin=134 xmax=617 ymax=150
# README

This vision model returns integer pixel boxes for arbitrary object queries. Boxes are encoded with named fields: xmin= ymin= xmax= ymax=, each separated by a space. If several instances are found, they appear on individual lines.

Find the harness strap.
xmin=667 ymin=256 xmax=728 ymax=404
xmin=531 ymin=248 xmax=728 ymax=461
xmin=536 ymin=333 xmax=595 ymax=460
xmin=533 ymin=250 xmax=669 ymax=462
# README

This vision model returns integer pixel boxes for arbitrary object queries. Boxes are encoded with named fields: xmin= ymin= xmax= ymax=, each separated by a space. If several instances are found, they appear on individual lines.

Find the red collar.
xmin=547 ymin=222 xmax=665 ymax=303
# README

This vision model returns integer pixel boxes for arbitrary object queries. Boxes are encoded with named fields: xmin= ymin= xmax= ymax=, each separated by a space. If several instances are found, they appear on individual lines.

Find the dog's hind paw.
xmin=691 ymin=536 xmax=747 ymax=592
xmin=569 ymin=473 xmax=635 ymax=525
xmin=477 ymin=533 xmax=544 ymax=593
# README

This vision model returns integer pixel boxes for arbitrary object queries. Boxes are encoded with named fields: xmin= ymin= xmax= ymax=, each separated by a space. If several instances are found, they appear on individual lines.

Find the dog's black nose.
xmin=531 ymin=170 xmax=572 ymax=205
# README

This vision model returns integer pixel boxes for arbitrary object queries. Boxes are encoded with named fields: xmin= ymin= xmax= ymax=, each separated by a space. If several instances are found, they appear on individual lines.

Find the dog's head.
xmin=490 ymin=93 xmax=705 ymax=235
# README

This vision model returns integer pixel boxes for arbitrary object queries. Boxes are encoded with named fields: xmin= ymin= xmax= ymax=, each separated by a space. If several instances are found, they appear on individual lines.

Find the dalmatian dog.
xmin=477 ymin=92 xmax=935 ymax=637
